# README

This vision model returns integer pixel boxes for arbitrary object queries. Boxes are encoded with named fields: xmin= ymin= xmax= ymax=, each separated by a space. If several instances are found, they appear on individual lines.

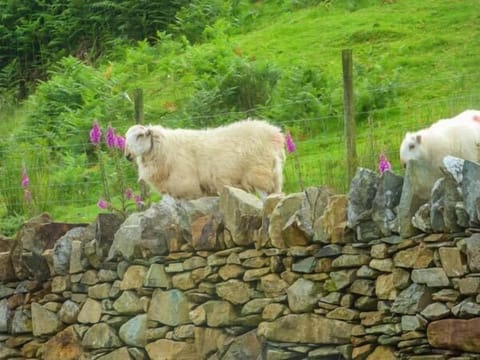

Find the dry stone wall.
xmin=1 ymin=158 xmax=480 ymax=359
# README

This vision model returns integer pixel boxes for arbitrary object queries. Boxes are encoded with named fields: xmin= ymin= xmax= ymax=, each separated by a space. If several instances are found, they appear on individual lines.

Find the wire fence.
xmin=1 ymin=72 xmax=480 ymax=219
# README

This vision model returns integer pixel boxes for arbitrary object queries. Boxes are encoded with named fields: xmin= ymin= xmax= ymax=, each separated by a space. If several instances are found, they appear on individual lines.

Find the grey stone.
xmin=372 ymin=170 xmax=404 ymax=236
xmin=355 ymin=221 xmax=383 ymax=242
xmin=296 ymin=186 xmax=334 ymax=239
xmin=148 ymin=289 xmax=190 ymax=326
xmin=451 ymin=298 xmax=480 ymax=317
xmin=314 ymin=244 xmax=342 ymax=258
xmin=292 ymin=257 xmax=316 ymax=273
xmin=347 ymin=167 xmax=379 ymax=228
xmin=58 ymin=300 xmax=80 ymax=324
xmin=398 ymin=159 xmax=428 ymax=238
xmin=119 ymin=314 xmax=147 ymax=347
xmin=113 ymin=290 xmax=143 ymax=314
xmin=462 ymin=160 xmax=480 ymax=225
xmin=220 ymin=186 xmax=263 ymax=246
xmin=287 ymin=278 xmax=322 ymax=313
xmin=325 ymin=270 xmax=356 ymax=292
xmin=411 ymin=268 xmax=450 ymax=287
xmin=0 ymin=299 xmax=10 ymax=332
xmin=420 ymin=302 xmax=450 ymax=320
xmin=412 ymin=203 xmax=432 ymax=233
xmin=465 ymin=234 xmax=480 ymax=272
xmin=31 ymin=303 xmax=62 ymax=336
xmin=331 ymin=254 xmax=370 ymax=268
xmin=401 ymin=315 xmax=427 ymax=331
xmin=391 ymin=283 xmax=432 ymax=315
xmin=82 ymin=322 xmax=122 ymax=349
xmin=11 ymin=308 xmax=32 ymax=334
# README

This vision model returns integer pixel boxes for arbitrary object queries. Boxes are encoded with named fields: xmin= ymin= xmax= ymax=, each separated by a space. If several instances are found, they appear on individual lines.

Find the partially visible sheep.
xmin=399 ymin=109 xmax=480 ymax=195
xmin=124 ymin=119 xmax=286 ymax=199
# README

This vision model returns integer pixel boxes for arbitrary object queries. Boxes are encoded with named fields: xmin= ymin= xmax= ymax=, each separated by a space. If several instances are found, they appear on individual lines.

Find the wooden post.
xmin=133 ymin=88 xmax=149 ymax=206
xmin=133 ymin=88 xmax=144 ymax=124
xmin=342 ymin=49 xmax=357 ymax=185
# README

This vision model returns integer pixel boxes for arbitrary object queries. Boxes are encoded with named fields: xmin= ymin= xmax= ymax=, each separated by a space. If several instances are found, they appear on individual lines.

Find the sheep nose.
xmin=125 ymin=153 xmax=133 ymax=161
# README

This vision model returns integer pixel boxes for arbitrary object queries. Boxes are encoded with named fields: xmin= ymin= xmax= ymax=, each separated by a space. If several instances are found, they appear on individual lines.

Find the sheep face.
xmin=124 ymin=125 xmax=153 ymax=161
xmin=399 ymin=131 xmax=423 ymax=168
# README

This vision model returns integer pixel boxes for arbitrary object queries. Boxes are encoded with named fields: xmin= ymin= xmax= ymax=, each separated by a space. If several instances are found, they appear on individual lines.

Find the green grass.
xmin=1 ymin=0 xmax=480 ymax=231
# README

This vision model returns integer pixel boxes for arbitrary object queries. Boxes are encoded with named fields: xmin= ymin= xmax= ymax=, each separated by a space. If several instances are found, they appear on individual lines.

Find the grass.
xmin=1 ymin=0 xmax=480 ymax=232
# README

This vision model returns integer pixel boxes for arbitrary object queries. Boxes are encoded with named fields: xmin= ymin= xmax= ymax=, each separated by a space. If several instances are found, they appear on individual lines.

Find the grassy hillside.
xmin=0 ymin=0 xmax=479 ymax=233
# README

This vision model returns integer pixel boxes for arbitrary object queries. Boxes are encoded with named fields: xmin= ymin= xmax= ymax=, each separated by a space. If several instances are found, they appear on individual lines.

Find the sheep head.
xmin=125 ymin=125 xmax=153 ymax=161
xmin=399 ymin=131 xmax=423 ymax=168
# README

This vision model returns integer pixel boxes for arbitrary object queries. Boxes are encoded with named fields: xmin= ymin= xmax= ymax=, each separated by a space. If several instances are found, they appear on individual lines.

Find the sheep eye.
xmin=136 ymin=133 xmax=144 ymax=139
xmin=408 ymin=144 xmax=415 ymax=150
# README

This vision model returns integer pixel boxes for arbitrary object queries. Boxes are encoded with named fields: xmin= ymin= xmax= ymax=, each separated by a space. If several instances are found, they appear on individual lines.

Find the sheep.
xmin=399 ymin=109 xmax=480 ymax=196
xmin=124 ymin=119 xmax=286 ymax=200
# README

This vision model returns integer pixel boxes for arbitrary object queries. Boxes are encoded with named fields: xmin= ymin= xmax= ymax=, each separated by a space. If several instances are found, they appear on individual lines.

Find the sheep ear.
xmin=145 ymin=128 xmax=152 ymax=137
xmin=416 ymin=134 xmax=422 ymax=144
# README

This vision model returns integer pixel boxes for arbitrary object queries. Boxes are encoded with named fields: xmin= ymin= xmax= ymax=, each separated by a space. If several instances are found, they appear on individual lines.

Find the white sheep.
xmin=399 ymin=109 xmax=480 ymax=195
xmin=124 ymin=119 xmax=286 ymax=199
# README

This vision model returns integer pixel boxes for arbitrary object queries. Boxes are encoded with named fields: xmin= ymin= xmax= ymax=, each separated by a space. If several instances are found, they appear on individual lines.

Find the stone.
xmin=394 ymin=243 xmax=434 ymax=269
xmin=327 ymin=307 xmax=359 ymax=321
xmin=432 ymin=289 xmax=460 ymax=302
xmin=201 ymin=300 xmax=237 ymax=327
xmin=365 ymin=345 xmax=397 ymax=360
xmin=262 ymin=303 xmax=286 ymax=321
xmin=0 ymin=299 xmax=9 ymax=332
xmin=465 ymin=234 xmax=480 ymax=271
xmin=398 ymin=159 xmax=428 ymax=237
xmin=95 ymin=213 xmax=124 ymax=258
xmin=315 ymin=244 xmax=342 ymax=258
xmin=324 ymin=270 xmax=356 ymax=292
xmin=96 ymin=347 xmax=133 ymax=360
xmin=144 ymin=263 xmax=171 ymax=288
xmin=332 ymin=254 xmax=370 ymax=268
xmin=292 ymin=256 xmax=316 ymax=273
xmin=457 ymin=277 xmax=480 ymax=295
xmin=194 ymin=327 xmax=228 ymax=359
xmin=58 ymin=300 xmax=80 ymax=324
xmin=113 ymin=290 xmax=143 ymax=314
xmin=287 ymin=278 xmax=322 ymax=313
xmin=82 ymin=322 xmax=122 ymax=349
xmin=350 ymin=279 xmax=375 ymax=297
xmin=314 ymin=194 xmax=350 ymax=244
xmin=462 ymin=160 xmax=480 ymax=226
xmin=260 ymin=273 xmax=289 ymax=297
xmin=269 ymin=193 xmax=307 ymax=248
xmin=369 ymin=258 xmax=394 ymax=272
xmin=119 ymin=314 xmax=147 ymax=347
xmin=146 ymin=339 xmax=197 ymax=360
xmin=391 ymin=284 xmax=432 ymax=315
xmin=172 ymin=272 xmax=195 ymax=290
xmin=219 ymin=264 xmax=245 ymax=280
xmin=11 ymin=307 xmax=33 ymax=335
xmin=0 ymin=252 xmax=15 ymax=282
xmin=31 ymin=303 xmax=62 ymax=336
xmin=222 ymin=329 xmax=262 ymax=360
xmin=411 ymin=268 xmax=450 ymax=287
xmin=88 ymin=283 xmax=111 ymax=299
xmin=451 ymin=298 xmax=480 ymax=317
xmin=428 ymin=318 xmax=480 ymax=353
xmin=220 ymin=186 xmax=263 ymax=246
xmin=439 ymin=247 xmax=466 ymax=277
xmin=52 ymin=227 xmax=92 ymax=275
xmin=372 ymin=170 xmax=404 ymax=236
xmin=120 ymin=265 xmax=148 ymax=290
xmin=412 ymin=203 xmax=432 ymax=233
xmin=41 ymin=326 xmax=83 ymax=360
xmin=420 ymin=302 xmax=450 ymax=320
xmin=216 ymin=280 xmax=252 ymax=305
xmin=355 ymin=221 xmax=383 ymax=242
xmin=401 ymin=315 xmax=427 ymax=332
xmin=258 ymin=314 xmax=353 ymax=344
xmin=77 ymin=298 xmax=102 ymax=324
xmin=347 ymin=167 xmax=379 ymax=228
xmin=241 ymin=298 xmax=274 ymax=315
xmin=148 ymin=289 xmax=190 ymax=326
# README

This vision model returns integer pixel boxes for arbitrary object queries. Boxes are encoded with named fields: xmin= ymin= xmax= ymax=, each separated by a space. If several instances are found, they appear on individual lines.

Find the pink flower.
xmin=89 ymin=120 xmax=102 ymax=145
xmin=97 ymin=199 xmax=109 ymax=209
xmin=285 ymin=131 xmax=296 ymax=153
xmin=134 ymin=195 xmax=142 ymax=206
xmin=378 ymin=153 xmax=392 ymax=174
xmin=124 ymin=188 xmax=134 ymax=199
xmin=105 ymin=125 xmax=116 ymax=148
xmin=21 ymin=166 xmax=29 ymax=188
xmin=115 ymin=135 xmax=125 ymax=151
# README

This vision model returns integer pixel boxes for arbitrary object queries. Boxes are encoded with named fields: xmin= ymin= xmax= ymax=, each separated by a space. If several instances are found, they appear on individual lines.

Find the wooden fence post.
xmin=342 ymin=49 xmax=357 ymax=186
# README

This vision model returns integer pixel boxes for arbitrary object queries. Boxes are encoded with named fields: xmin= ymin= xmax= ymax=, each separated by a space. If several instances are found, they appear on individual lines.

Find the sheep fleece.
xmin=399 ymin=109 xmax=480 ymax=195
xmin=125 ymin=119 xmax=286 ymax=199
